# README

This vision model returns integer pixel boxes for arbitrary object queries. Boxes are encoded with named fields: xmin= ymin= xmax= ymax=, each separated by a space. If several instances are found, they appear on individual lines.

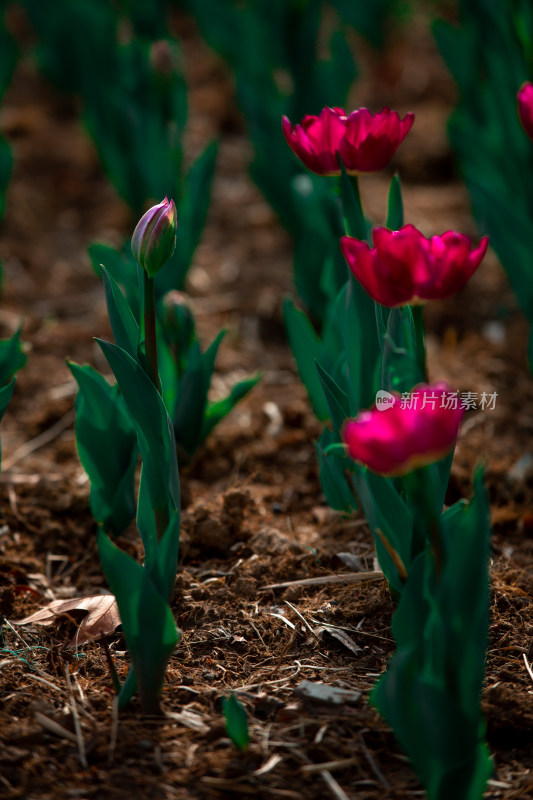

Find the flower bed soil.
xmin=0 ymin=9 xmax=532 ymax=800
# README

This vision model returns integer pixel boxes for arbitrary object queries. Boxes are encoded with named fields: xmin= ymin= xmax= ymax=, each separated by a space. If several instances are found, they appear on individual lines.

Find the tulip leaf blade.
xmin=380 ymin=306 xmax=422 ymax=395
xmin=283 ymin=297 xmax=329 ymax=421
xmin=97 ymin=529 xmax=179 ymax=715
xmin=90 ymin=243 xmax=140 ymax=320
xmin=101 ymin=267 xmax=140 ymax=360
xmin=171 ymin=341 xmax=209 ymax=457
xmin=290 ymin=176 xmax=345 ymax=322
xmin=202 ymin=372 xmax=262 ymax=440
xmin=136 ymin=468 xmax=180 ymax=602
xmin=439 ymin=467 xmax=491 ymax=721
xmin=343 ymin=274 xmax=382 ymax=413
xmin=372 ymin=468 xmax=492 ymax=800
xmin=223 ymin=694 xmax=249 ymax=752
xmin=315 ymin=361 xmax=349 ymax=435
xmin=68 ymin=361 xmax=138 ymax=537
xmin=351 ymin=469 xmax=413 ymax=594
xmin=157 ymin=330 xmax=180 ymax=416
xmin=0 ymin=377 xmax=14 ymax=421
xmin=373 ymin=646 xmax=492 ymax=800
xmin=316 ymin=427 xmax=358 ymax=512
xmin=0 ymin=327 xmax=26 ymax=387
xmin=202 ymin=328 xmax=226 ymax=379
xmin=465 ymin=176 xmax=533 ymax=318
xmin=0 ymin=376 xmax=15 ymax=467
xmin=96 ymin=338 xmax=180 ymax=520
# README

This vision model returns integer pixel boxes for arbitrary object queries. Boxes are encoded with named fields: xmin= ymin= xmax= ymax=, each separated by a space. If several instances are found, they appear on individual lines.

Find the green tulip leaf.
xmin=343 ymin=275 xmax=382 ymax=413
xmin=171 ymin=341 xmax=209 ymax=457
xmin=96 ymin=339 xmax=180 ymax=519
xmin=223 ymin=694 xmax=249 ymax=751
xmin=315 ymin=361 xmax=350 ymax=435
xmin=316 ymin=428 xmax=358 ymax=512
xmin=283 ymin=297 xmax=329 ymax=421
xmin=202 ymin=373 xmax=262 ymax=440
xmin=68 ymin=362 xmax=138 ymax=536
xmin=0 ymin=328 xmax=26 ymax=387
xmin=89 ymin=244 xmax=140 ymax=319
xmin=100 ymin=267 xmax=140 ymax=361
xmin=97 ymin=530 xmax=180 ymax=715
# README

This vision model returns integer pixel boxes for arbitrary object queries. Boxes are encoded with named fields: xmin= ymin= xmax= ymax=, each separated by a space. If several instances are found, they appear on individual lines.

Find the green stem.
xmin=403 ymin=466 xmax=443 ymax=580
xmin=143 ymin=270 xmax=160 ymax=393
xmin=348 ymin=174 xmax=367 ymax=241
xmin=411 ymin=304 xmax=428 ymax=382
xmin=142 ymin=271 xmax=168 ymax=546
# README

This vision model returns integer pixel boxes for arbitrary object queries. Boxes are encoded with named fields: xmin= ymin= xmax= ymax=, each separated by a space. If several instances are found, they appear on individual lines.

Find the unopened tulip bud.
xmin=162 ymin=291 xmax=195 ymax=348
xmin=131 ymin=197 xmax=177 ymax=277
xmin=161 ymin=290 xmax=196 ymax=372
xmin=149 ymin=40 xmax=179 ymax=78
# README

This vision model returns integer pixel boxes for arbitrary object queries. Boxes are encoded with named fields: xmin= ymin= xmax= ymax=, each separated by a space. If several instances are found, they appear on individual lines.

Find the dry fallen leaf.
xmin=13 ymin=595 xmax=121 ymax=646
xmin=315 ymin=624 xmax=362 ymax=655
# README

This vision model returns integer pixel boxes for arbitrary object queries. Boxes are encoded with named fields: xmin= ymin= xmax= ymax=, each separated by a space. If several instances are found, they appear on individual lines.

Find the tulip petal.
xmin=343 ymin=383 xmax=463 ymax=476
xmin=340 ymin=109 xmax=414 ymax=173
xmin=518 ymin=82 xmax=533 ymax=141
xmin=283 ymin=106 xmax=415 ymax=176
xmin=341 ymin=223 xmax=488 ymax=307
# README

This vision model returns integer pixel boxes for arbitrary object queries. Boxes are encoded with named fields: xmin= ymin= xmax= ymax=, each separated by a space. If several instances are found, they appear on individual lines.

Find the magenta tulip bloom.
xmin=131 ymin=196 xmax=177 ymax=277
xmin=282 ymin=106 xmax=414 ymax=175
xmin=518 ymin=82 xmax=533 ymax=141
xmin=341 ymin=224 xmax=489 ymax=307
xmin=343 ymin=383 xmax=464 ymax=477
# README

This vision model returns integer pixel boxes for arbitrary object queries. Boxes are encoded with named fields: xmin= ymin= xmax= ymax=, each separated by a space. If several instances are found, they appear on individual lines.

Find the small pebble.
xmin=482 ymin=320 xmax=506 ymax=345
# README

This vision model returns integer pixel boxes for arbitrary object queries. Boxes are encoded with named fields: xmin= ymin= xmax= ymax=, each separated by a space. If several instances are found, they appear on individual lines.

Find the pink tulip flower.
xmin=343 ymin=383 xmax=464 ymax=476
xmin=282 ymin=106 xmax=414 ymax=175
xmin=518 ymin=82 xmax=533 ymax=141
xmin=340 ymin=224 xmax=489 ymax=307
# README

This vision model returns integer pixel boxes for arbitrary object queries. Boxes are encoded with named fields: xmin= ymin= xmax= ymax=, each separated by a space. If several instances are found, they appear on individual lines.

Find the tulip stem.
xmin=348 ymin=175 xmax=367 ymax=241
xmin=404 ymin=466 xmax=443 ymax=579
xmin=143 ymin=270 xmax=161 ymax=394
xmin=141 ymin=272 xmax=168 ymax=544
xmin=412 ymin=305 xmax=427 ymax=381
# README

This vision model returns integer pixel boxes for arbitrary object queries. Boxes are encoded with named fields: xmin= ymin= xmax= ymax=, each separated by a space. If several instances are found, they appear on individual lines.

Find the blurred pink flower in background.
xmin=282 ymin=106 xmax=414 ymax=175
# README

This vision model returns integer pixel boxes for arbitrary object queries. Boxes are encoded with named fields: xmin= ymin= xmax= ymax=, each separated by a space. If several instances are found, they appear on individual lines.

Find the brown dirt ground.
xmin=0 ymin=7 xmax=532 ymax=800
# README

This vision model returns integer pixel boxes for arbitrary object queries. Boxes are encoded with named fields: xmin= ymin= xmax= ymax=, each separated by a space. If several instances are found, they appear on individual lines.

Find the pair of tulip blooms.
xmin=283 ymin=106 xmax=490 ymax=477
